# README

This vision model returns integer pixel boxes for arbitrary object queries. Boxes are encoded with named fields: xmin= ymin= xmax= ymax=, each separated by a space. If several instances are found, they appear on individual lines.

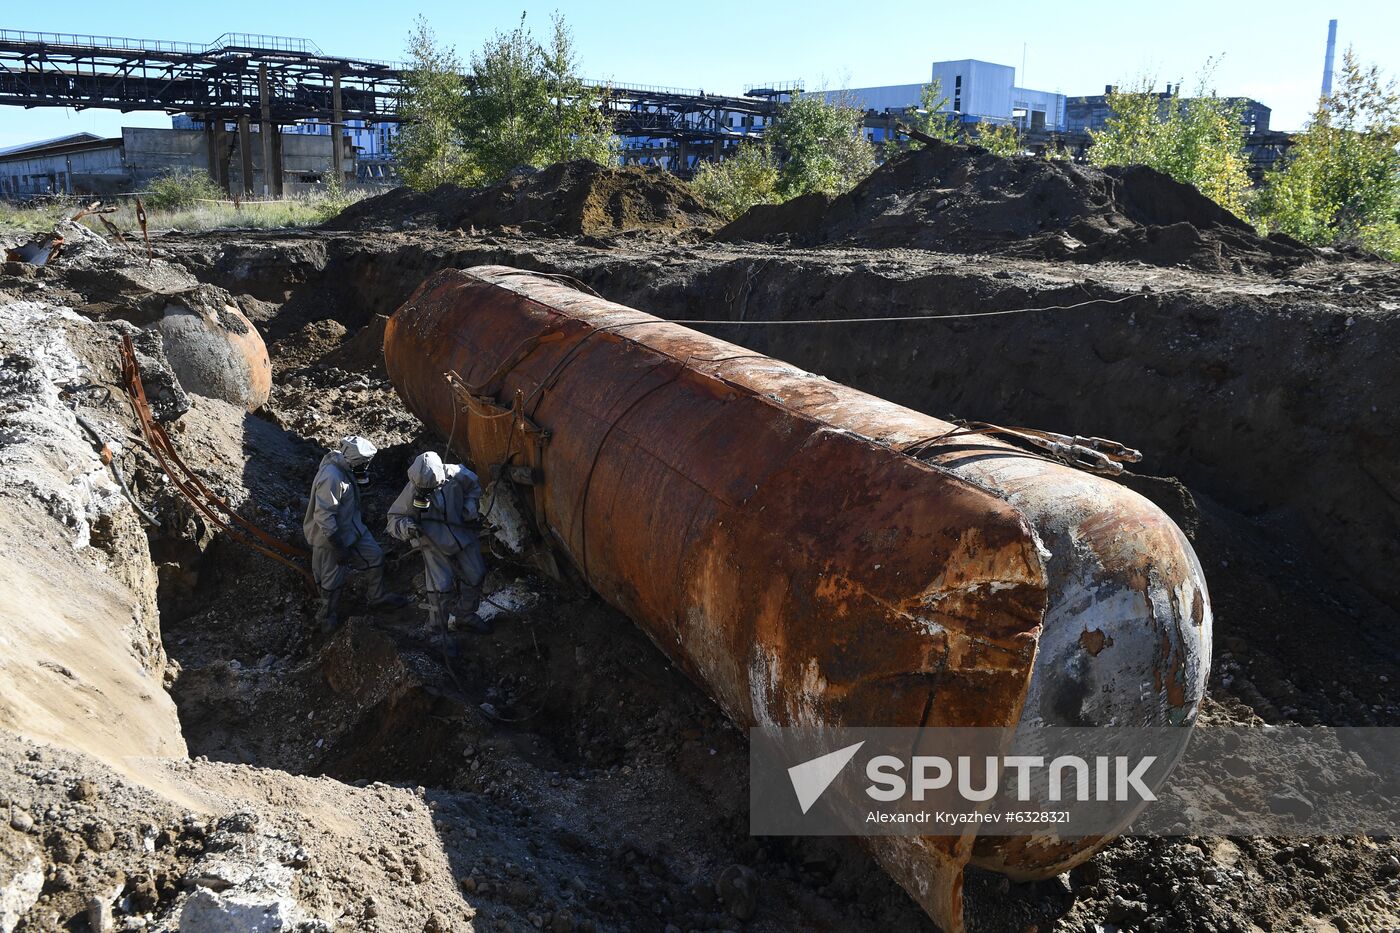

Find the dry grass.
xmin=1 ymin=187 xmax=375 ymax=239
xmin=0 ymin=200 xmax=70 ymax=235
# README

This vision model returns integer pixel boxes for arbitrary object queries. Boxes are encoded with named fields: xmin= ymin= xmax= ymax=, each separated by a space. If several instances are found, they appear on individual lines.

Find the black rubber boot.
xmin=427 ymin=592 xmax=461 ymax=658
xmin=456 ymin=585 xmax=492 ymax=634
xmin=457 ymin=612 xmax=492 ymax=634
xmin=364 ymin=562 xmax=410 ymax=610
xmin=317 ymin=588 xmax=344 ymax=634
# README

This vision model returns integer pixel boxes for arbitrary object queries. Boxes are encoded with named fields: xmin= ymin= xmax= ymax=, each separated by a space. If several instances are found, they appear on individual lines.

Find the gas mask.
xmin=408 ymin=452 xmax=447 ymax=509
xmin=339 ymin=436 xmax=378 ymax=487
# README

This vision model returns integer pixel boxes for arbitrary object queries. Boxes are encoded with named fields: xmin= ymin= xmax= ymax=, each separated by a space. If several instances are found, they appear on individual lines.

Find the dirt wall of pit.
xmin=617 ymin=260 xmax=1400 ymax=619
xmin=170 ymin=235 xmax=1400 ymax=618
xmin=0 ymin=302 xmax=185 ymax=766
xmin=0 ymin=290 xmax=476 ymax=932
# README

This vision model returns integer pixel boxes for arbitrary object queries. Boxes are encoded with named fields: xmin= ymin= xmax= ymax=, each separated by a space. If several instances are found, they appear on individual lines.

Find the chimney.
xmin=1321 ymin=19 xmax=1338 ymax=98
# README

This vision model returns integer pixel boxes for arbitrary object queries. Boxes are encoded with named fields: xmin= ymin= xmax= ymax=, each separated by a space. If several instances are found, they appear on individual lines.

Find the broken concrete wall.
xmin=122 ymin=127 xmax=353 ymax=194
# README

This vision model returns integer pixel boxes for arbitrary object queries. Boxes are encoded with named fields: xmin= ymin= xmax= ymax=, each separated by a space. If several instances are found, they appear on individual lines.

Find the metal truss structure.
xmin=0 ymin=30 xmax=401 ymax=122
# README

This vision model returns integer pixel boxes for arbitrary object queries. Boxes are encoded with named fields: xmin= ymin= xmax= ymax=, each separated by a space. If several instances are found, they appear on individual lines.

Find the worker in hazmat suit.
xmin=303 ymin=435 xmax=409 ymax=633
xmin=387 ymin=451 xmax=491 ymax=640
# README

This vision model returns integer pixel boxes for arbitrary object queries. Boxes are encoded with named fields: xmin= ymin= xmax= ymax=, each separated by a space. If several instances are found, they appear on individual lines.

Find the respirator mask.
xmin=339 ymin=436 xmax=378 ymax=488
xmin=409 ymin=451 xmax=446 ymax=510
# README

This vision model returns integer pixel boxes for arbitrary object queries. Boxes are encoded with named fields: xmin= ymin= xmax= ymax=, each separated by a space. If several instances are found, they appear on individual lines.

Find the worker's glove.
xmin=333 ymin=543 xmax=352 ymax=564
xmin=409 ymin=533 xmax=424 ymax=549
xmin=464 ymin=517 xmax=483 ymax=532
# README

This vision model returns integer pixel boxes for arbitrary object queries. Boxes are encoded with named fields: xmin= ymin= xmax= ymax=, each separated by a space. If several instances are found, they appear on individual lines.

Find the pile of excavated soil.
xmin=327 ymin=160 xmax=721 ymax=237
xmin=720 ymin=141 xmax=1314 ymax=272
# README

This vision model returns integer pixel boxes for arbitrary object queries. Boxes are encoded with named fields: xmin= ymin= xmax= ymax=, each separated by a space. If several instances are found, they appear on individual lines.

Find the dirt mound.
xmin=720 ymin=141 xmax=1314 ymax=272
xmin=327 ymin=160 xmax=721 ymax=237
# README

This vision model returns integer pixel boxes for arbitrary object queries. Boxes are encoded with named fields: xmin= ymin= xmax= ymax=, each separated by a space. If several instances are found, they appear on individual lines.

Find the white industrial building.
xmin=826 ymin=59 xmax=1067 ymax=136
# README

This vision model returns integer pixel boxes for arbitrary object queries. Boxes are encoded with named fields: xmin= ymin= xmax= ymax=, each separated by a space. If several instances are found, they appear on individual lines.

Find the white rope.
xmin=663 ymin=291 xmax=1160 ymax=326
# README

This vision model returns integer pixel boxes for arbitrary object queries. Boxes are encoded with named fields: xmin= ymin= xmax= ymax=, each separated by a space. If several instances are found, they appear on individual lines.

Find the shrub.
xmin=309 ymin=175 xmax=367 ymax=224
xmin=897 ymin=80 xmax=960 ymax=152
xmin=690 ymin=144 xmax=781 ymax=220
xmin=1089 ymin=62 xmax=1251 ymax=218
xmin=144 ymin=168 xmax=224 ymax=210
xmin=394 ymin=13 xmax=617 ymax=191
xmin=978 ymin=122 xmax=1022 ymax=156
xmin=768 ymin=92 xmax=877 ymax=199
xmin=1253 ymin=48 xmax=1400 ymax=259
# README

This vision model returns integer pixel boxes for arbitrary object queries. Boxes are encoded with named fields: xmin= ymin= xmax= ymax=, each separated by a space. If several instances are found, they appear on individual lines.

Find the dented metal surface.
xmin=384 ymin=266 xmax=1212 ymax=932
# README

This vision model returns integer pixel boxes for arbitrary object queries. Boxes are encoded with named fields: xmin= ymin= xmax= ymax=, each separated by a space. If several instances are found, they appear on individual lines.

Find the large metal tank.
xmin=384 ymin=266 xmax=1212 ymax=931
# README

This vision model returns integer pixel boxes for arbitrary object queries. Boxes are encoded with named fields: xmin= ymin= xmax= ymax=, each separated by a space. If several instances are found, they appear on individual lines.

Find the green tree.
xmin=459 ymin=13 xmax=617 ymax=183
xmin=1254 ymin=48 xmax=1400 ymax=259
xmin=392 ymin=17 xmax=475 ymax=190
xmin=1089 ymin=63 xmax=1252 ymax=217
xmin=690 ymin=143 xmax=781 ymax=219
xmin=978 ymin=122 xmax=1022 ymax=156
xmin=538 ymin=14 xmax=616 ymax=167
xmin=768 ymin=92 xmax=877 ymax=198
xmin=899 ymin=80 xmax=960 ymax=150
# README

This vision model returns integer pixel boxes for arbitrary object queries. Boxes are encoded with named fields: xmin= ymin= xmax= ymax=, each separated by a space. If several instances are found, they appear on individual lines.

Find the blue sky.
xmin=2 ymin=0 xmax=1395 ymax=147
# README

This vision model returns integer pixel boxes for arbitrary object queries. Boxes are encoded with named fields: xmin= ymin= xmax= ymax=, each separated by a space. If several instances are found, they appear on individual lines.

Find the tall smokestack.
xmin=1321 ymin=18 xmax=1338 ymax=98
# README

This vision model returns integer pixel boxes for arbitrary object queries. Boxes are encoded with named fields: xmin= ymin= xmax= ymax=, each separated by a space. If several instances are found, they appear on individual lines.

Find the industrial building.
xmin=176 ymin=113 xmax=393 ymax=159
xmin=825 ymin=59 xmax=1067 ymax=141
xmin=1065 ymin=86 xmax=1272 ymax=135
xmin=0 ymin=30 xmax=395 ymax=198
xmin=0 ymin=126 xmax=352 ymax=199
xmin=0 ymin=27 xmax=1297 ymax=192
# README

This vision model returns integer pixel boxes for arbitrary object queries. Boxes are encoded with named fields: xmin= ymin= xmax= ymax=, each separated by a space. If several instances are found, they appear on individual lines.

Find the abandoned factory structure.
xmin=0 ymin=28 xmax=1292 ymax=199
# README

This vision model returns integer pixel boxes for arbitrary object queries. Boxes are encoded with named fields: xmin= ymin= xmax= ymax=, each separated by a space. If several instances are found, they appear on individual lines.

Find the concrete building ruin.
xmin=1065 ymin=84 xmax=1272 ymax=135
xmin=0 ymin=127 xmax=353 ymax=199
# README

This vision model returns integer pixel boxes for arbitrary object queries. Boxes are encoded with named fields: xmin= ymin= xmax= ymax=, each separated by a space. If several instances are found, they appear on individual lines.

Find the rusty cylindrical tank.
xmin=384 ymin=267 xmax=1212 ymax=931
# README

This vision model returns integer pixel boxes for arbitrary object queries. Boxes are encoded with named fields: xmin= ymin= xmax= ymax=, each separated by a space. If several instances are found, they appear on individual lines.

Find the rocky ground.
xmin=3 ymin=150 xmax=1399 ymax=932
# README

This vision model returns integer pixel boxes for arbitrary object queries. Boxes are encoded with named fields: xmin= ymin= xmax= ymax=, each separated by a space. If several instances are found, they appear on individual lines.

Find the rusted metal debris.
xmin=4 ymin=231 xmax=63 ymax=265
xmin=97 ymin=215 xmax=128 ymax=245
xmin=69 ymin=199 xmax=117 ymax=223
xmin=134 ymin=197 xmax=152 ymax=261
xmin=5 ymin=200 xmax=124 ymax=265
xmin=384 ymin=267 xmax=1212 ymax=932
xmin=118 ymin=335 xmax=313 ymax=585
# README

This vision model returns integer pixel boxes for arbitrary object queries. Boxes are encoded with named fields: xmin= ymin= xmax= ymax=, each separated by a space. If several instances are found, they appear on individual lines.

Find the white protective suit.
xmin=386 ymin=452 xmax=486 ymax=599
xmin=302 ymin=437 xmax=394 ymax=623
